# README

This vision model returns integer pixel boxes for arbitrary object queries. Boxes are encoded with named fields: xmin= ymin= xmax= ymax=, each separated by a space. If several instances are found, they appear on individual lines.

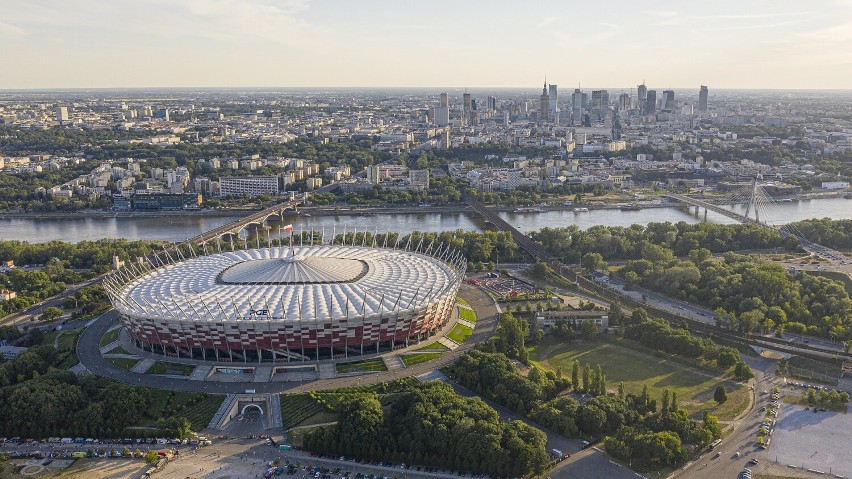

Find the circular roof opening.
xmin=218 ymin=255 xmax=368 ymax=284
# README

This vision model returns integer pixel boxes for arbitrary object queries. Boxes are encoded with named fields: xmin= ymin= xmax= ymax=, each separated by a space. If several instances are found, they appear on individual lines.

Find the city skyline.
xmin=2 ymin=0 xmax=852 ymax=90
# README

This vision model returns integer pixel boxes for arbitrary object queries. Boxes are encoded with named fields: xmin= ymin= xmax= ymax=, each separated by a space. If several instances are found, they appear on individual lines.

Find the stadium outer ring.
xmin=103 ymin=239 xmax=466 ymax=363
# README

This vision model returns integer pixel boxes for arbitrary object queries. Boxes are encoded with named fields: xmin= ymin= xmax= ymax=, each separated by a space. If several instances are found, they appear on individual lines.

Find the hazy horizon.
xmin=2 ymin=0 xmax=851 ymax=90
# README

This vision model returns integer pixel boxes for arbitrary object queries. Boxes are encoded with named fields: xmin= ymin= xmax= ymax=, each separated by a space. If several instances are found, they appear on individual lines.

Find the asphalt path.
xmin=76 ymin=285 xmax=500 ymax=394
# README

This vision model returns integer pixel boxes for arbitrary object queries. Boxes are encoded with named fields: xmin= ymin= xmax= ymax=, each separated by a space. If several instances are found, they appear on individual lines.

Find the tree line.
xmin=302 ymin=380 xmax=551 ymax=477
xmin=622 ymin=250 xmax=852 ymax=340
xmin=445 ymin=350 xmax=721 ymax=472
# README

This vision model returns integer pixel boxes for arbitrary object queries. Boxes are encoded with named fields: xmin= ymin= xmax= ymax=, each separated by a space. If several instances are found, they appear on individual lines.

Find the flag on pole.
xmin=282 ymin=224 xmax=293 ymax=233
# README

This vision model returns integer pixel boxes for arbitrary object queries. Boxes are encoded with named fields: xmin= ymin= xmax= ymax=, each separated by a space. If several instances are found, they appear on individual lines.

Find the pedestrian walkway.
xmin=437 ymin=337 xmax=459 ymax=350
xmin=131 ymin=358 xmax=156 ymax=374
xmin=267 ymin=393 xmax=282 ymax=429
xmin=208 ymin=394 xmax=238 ymax=430
xmin=382 ymin=354 xmax=405 ymax=371
xmin=252 ymin=367 xmax=273 ymax=383
xmin=317 ymin=363 xmax=337 ymax=379
xmin=99 ymin=340 xmax=120 ymax=354
xmin=189 ymin=364 xmax=213 ymax=381
xmin=69 ymin=363 xmax=87 ymax=374
xmin=457 ymin=318 xmax=475 ymax=329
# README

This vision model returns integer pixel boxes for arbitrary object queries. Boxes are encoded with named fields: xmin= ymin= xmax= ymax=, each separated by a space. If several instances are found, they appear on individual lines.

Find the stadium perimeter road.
xmin=76 ymin=285 xmax=499 ymax=394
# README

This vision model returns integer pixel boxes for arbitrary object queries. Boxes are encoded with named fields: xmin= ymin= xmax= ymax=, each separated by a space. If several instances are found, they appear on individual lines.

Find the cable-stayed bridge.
xmin=665 ymin=180 xmax=850 ymax=270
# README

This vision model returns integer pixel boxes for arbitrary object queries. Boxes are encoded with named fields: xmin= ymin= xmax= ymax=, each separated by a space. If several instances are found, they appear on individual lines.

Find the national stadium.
xmin=103 ymin=238 xmax=466 ymax=362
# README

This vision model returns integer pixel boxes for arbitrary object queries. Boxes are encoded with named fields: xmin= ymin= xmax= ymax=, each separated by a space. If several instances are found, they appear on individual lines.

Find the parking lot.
xmin=469 ymin=273 xmax=540 ymax=299
xmin=767 ymin=403 xmax=852 ymax=477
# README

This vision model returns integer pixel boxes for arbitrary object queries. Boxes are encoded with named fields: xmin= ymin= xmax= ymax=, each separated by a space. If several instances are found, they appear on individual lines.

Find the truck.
xmin=279 ymin=444 xmax=292 ymax=451
xmin=245 ymin=389 xmax=256 ymax=394
xmin=551 ymin=448 xmax=564 ymax=459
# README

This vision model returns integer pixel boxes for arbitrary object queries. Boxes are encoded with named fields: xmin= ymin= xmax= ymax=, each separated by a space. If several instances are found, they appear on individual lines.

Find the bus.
xmin=710 ymin=439 xmax=722 ymax=450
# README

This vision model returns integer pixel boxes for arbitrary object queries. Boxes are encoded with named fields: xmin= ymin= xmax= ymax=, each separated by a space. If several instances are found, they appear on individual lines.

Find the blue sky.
xmin=1 ymin=0 xmax=851 ymax=89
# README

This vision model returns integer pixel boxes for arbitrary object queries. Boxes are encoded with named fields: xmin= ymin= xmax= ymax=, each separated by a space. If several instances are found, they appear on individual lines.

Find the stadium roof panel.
xmin=115 ymin=245 xmax=459 ymax=322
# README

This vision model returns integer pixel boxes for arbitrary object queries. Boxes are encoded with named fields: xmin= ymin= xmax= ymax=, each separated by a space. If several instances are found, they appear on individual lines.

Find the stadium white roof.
xmin=114 ymin=245 xmax=459 ymax=322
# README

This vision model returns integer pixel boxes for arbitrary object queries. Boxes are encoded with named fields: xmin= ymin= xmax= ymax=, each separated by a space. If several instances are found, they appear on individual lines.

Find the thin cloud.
xmin=0 ymin=20 xmax=25 ymax=36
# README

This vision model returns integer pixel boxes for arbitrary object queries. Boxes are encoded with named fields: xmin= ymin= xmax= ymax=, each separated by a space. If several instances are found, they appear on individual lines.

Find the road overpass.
xmin=185 ymin=197 xmax=304 ymax=245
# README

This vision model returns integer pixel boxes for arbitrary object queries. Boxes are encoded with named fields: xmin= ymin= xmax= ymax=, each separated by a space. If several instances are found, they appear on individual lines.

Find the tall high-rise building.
xmin=539 ymin=80 xmax=550 ymax=123
xmin=590 ymin=90 xmax=609 ymax=121
xmin=56 ymin=106 xmax=69 ymax=124
xmin=618 ymin=93 xmax=631 ymax=111
xmin=462 ymin=92 xmax=471 ymax=126
xmin=611 ymin=108 xmax=622 ymax=141
xmin=487 ymin=96 xmax=497 ymax=111
xmin=548 ymin=84 xmax=558 ymax=123
xmin=637 ymin=83 xmax=647 ymax=107
xmin=440 ymin=92 xmax=449 ymax=108
xmin=698 ymin=85 xmax=708 ymax=112
xmin=646 ymin=90 xmax=657 ymax=115
xmin=434 ymin=106 xmax=450 ymax=126
xmin=571 ymin=89 xmax=583 ymax=125
xmin=662 ymin=90 xmax=675 ymax=112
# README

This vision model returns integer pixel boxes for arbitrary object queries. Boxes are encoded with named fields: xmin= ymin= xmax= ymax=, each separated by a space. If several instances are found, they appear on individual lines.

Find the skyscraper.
xmin=637 ymin=83 xmax=647 ymax=114
xmin=440 ymin=92 xmax=449 ymax=108
xmin=646 ymin=90 xmax=657 ymax=115
xmin=571 ymin=89 xmax=583 ymax=125
xmin=539 ymin=80 xmax=550 ymax=123
xmin=662 ymin=90 xmax=675 ymax=112
xmin=698 ymin=85 xmax=708 ymax=112
xmin=462 ymin=92 xmax=471 ymax=126
xmin=548 ymin=84 xmax=558 ymax=124
xmin=590 ymin=90 xmax=609 ymax=121
xmin=487 ymin=96 xmax=497 ymax=112
xmin=56 ymin=106 xmax=69 ymax=124
xmin=618 ymin=93 xmax=631 ymax=111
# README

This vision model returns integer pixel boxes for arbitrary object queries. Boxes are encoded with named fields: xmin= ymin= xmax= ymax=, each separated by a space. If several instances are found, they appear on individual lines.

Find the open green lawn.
xmin=417 ymin=341 xmax=450 ymax=351
xmin=99 ymin=328 xmax=120 ymax=348
xmin=107 ymin=357 xmax=140 ymax=370
xmin=401 ymin=352 xmax=443 ymax=367
xmin=335 ymin=358 xmax=387 ymax=374
xmin=456 ymin=296 xmax=470 ymax=307
xmin=530 ymin=337 xmax=748 ymax=420
xmin=458 ymin=307 xmax=477 ymax=323
xmin=447 ymin=324 xmax=473 ymax=344
xmin=145 ymin=361 xmax=196 ymax=376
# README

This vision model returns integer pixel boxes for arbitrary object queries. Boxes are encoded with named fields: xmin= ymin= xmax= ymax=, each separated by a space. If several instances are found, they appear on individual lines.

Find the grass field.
xmin=55 ymin=329 xmax=83 ymax=369
xmin=335 ymin=358 xmax=387 ymax=374
xmin=107 ymin=357 xmax=140 ymax=370
xmin=417 ymin=341 xmax=450 ymax=351
xmin=108 ymin=344 xmax=133 ymax=355
xmin=99 ymin=328 xmax=120 ymax=347
xmin=458 ymin=307 xmax=477 ymax=323
xmin=143 ymin=390 xmax=223 ymax=431
xmin=447 ymin=324 xmax=473 ymax=344
xmin=401 ymin=352 xmax=443 ymax=367
xmin=145 ymin=361 xmax=196 ymax=376
xmin=456 ymin=296 xmax=470 ymax=307
xmin=530 ymin=337 xmax=749 ymax=420
xmin=279 ymin=394 xmax=331 ymax=428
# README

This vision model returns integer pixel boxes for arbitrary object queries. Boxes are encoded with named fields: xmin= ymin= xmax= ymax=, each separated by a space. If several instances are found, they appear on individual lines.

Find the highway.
xmin=0 ymin=277 xmax=101 ymax=328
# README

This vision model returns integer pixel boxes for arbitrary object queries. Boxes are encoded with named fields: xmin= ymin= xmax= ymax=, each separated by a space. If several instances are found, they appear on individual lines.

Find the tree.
xmin=609 ymin=303 xmax=624 ymax=326
xmin=661 ymin=389 xmax=670 ymax=417
xmin=582 ymin=363 xmax=591 ymax=393
xmin=733 ymin=362 xmax=754 ymax=381
xmin=581 ymin=252 xmax=606 ymax=272
xmin=572 ymin=360 xmax=580 ymax=392
xmin=580 ymin=320 xmax=599 ymax=340
xmin=629 ymin=308 xmax=647 ymax=325
xmin=714 ymin=385 xmax=728 ymax=404
xmin=806 ymin=388 xmax=817 ymax=406
xmin=145 ymin=450 xmax=159 ymax=464
xmin=40 ymin=307 xmax=62 ymax=321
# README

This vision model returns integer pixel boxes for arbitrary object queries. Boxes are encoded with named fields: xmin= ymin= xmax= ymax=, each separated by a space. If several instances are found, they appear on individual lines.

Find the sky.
xmin=1 ymin=0 xmax=852 ymax=90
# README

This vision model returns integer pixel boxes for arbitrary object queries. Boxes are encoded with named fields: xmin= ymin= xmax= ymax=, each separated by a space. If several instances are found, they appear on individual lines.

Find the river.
xmin=0 ymin=197 xmax=849 ymax=243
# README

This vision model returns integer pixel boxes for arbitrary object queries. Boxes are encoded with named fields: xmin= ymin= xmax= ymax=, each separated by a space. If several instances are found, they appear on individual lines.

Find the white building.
xmin=219 ymin=176 xmax=279 ymax=197
xmin=822 ymin=181 xmax=849 ymax=190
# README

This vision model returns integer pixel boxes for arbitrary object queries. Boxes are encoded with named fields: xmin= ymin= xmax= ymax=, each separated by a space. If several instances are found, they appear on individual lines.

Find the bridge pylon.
xmin=742 ymin=178 xmax=760 ymax=224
